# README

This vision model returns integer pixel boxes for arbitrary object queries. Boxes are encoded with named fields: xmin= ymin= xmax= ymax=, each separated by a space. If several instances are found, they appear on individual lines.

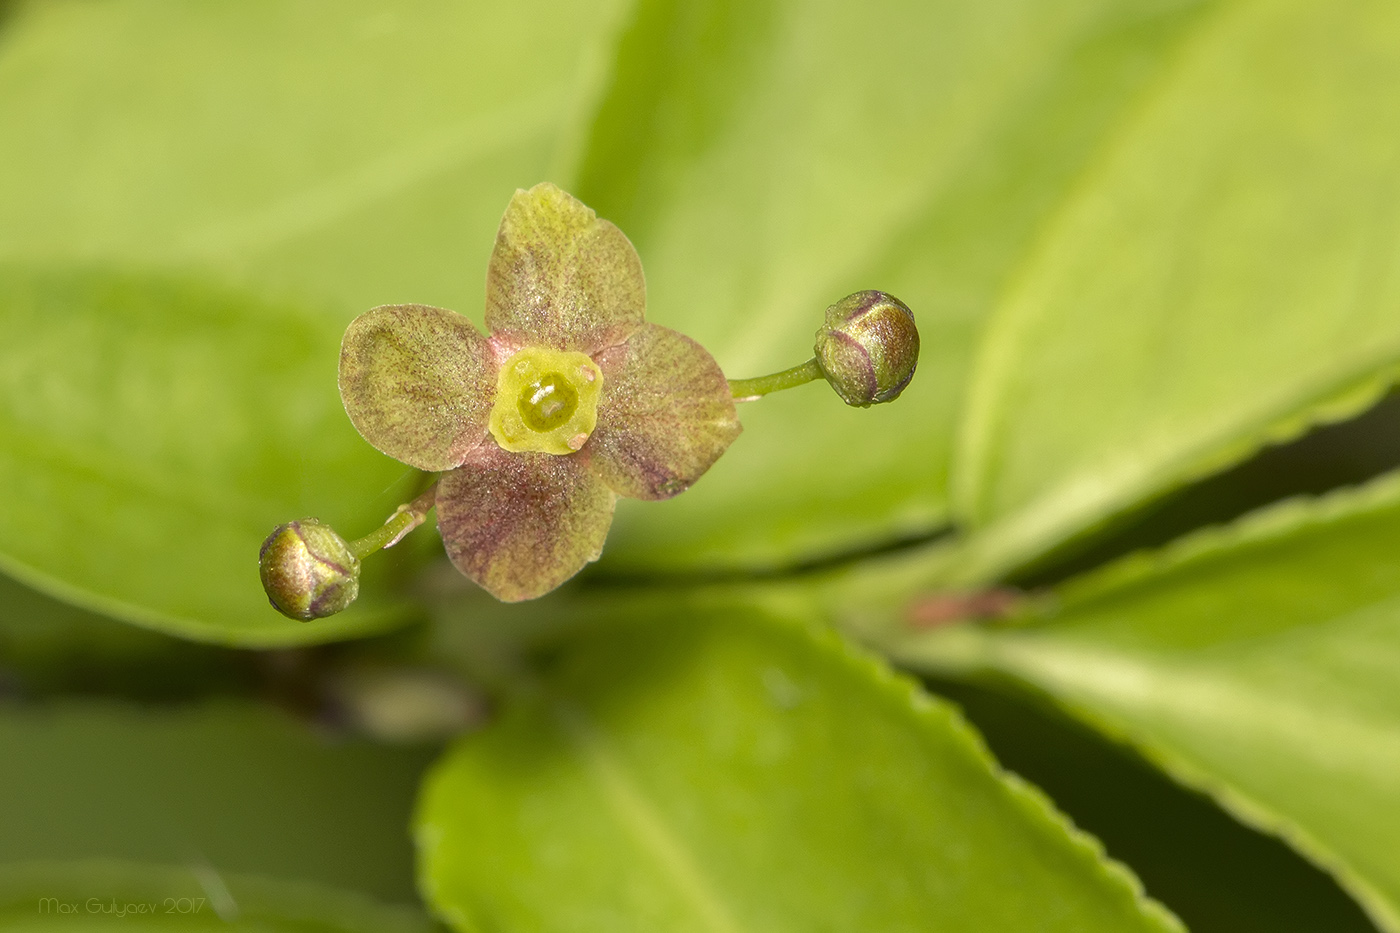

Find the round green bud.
xmin=259 ymin=519 xmax=361 ymax=621
xmin=813 ymin=290 xmax=919 ymax=407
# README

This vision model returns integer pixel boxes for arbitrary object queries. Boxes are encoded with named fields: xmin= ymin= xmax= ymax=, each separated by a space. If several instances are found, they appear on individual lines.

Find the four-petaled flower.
xmin=338 ymin=183 xmax=742 ymax=601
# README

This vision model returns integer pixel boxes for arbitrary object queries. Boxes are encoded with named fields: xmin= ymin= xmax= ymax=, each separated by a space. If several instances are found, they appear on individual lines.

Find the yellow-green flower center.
xmin=490 ymin=347 xmax=603 ymax=455
xmin=519 ymin=373 xmax=578 ymax=431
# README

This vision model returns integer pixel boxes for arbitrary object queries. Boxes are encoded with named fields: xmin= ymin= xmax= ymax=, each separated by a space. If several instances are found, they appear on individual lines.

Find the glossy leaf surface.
xmin=0 ymin=0 xmax=623 ymax=316
xmin=0 ymin=266 xmax=421 ymax=645
xmin=418 ymin=601 xmax=1180 ymax=932
xmin=580 ymin=0 xmax=1212 ymax=571
xmin=948 ymin=0 xmax=1400 ymax=582
xmin=0 ymin=0 xmax=624 ymax=637
xmin=898 ymin=473 xmax=1400 ymax=931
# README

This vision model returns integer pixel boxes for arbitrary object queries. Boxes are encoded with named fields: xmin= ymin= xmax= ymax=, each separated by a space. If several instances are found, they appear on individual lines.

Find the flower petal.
xmin=584 ymin=323 xmax=742 ymax=500
xmin=437 ymin=447 xmax=616 ymax=601
xmin=485 ymin=183 xmax=646 ymax=353
xmin=339 ymin=304 xmax=495 ymax=471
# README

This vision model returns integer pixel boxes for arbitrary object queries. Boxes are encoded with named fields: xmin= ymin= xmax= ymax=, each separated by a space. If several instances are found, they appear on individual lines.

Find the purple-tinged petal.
xmin=339 ymin=304 xmax=496 ymax=472
xmin=485 ymin=183 xmax=646 ymax=353
xmin=437 ymin=447 xmax=616 ymax=602
xmin=584 ymin=323 xmax=741 ymax=500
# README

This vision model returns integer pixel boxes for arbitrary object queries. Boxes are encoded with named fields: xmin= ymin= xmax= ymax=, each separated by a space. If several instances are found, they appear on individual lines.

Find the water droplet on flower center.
xmin=518 ymin=373 xmax=579 ymax=432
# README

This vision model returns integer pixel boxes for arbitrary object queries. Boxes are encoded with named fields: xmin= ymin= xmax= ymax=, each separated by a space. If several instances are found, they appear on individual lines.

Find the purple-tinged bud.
xmin=259 ymin=519 xmax=360 ymax=621
xmin=814 ymin=290 xmax=919 ymax=406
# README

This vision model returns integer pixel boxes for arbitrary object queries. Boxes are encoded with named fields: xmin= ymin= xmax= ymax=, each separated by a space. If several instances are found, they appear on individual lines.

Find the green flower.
xmin=338 ymin=183 xmax=741 ymax=601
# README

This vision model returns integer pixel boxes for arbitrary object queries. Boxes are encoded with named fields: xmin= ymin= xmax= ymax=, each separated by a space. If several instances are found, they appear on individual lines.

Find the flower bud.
xmin=813 ymin=290 xmax=919 ymax=406
xmin=259 ymin=519 xmax=360 ymax=620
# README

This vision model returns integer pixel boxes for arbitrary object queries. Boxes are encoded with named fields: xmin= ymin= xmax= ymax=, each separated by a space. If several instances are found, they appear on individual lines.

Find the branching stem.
xmin=350 ymin=481 xmax=439 ymax=559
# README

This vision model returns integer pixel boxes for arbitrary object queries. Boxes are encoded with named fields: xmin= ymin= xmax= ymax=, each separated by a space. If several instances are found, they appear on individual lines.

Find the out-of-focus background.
xmin=3 ymin=1 xmax=1400 ymax=930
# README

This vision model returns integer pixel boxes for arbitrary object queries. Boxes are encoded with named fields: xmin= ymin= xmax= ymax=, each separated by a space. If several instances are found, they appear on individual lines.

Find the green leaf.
xmin=0 ymin=0 xmax=631 ymax=635
xmin=930 ymin=677 xmax=1381 ymax=933
xmin=0 ymin=700 xmax=438 ymax=904
xmin=947 ymin=0 xmax=1400 ymax=582
xmin=0 ymin=0 xmax=626 ymax=317
xmin=895 ymin=471 xmax=1400 ymax=931
xmin=0 ymin=570 xmax=251 ymax=698
xmin=577 ymin=0 xmax=1214 ymax=572
xmin=417 ymin=600 xmax=1180 ymax=932
xmin=0 ymin=861 xmax=432 ymax=933
xmin=0 ymin=265 xmax=426 ymax=645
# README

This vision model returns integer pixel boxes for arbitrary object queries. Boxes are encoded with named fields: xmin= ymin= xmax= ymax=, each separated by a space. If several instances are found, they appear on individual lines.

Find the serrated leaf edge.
xmin=981 ymin=681 xmax=1400 ymax=933
xmin=414 ymin=599 xmax=1184 ymax=933
xmin=1051 ymin=462 xmax=1400 ymax=613
xmin=949 ymin=353 xmax=1400 ymax=588
xmin=892 ymin=468 xmax=1400 ymax=931
xmin=783 ymin=611 xmax=1186 ymax=933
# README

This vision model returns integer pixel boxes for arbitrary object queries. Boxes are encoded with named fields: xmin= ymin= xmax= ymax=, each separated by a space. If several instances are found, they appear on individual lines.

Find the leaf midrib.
xmin=553 ymin=701 xmax=744 ymax=933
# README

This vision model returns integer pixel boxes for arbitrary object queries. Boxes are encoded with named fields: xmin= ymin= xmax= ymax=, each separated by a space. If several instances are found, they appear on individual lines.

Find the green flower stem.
xmin=349 ymin=481 xmax=438 ymax=559
xmin=728 ymin=358 xmax=824 ymax=400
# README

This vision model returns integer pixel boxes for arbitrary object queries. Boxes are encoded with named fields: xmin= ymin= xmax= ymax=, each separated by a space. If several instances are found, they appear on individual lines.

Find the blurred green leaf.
xmin=0 ymin=861 xmax=432 ymax=932
xmin=417 ymin=600 xmax=1180 ymax=932
xmin=0 ymin=0 xmax=625 ymax=316
xmin=946 ymin=0 xmax=1400 ymax=583
xmin=0 ymin=700 xmax=438 ymax=904
xmin=0 ymin=266 xmax=425 ymax=645
xmin=0 ymin=570 xmax=255 ymax=698
xmin=897 ymin=471 xmax=1400 ymax=931
xmin=579 ymin=0 xmax=1213 ymax=572
xmin=0 ymin=0 xmax=629 ymax=633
